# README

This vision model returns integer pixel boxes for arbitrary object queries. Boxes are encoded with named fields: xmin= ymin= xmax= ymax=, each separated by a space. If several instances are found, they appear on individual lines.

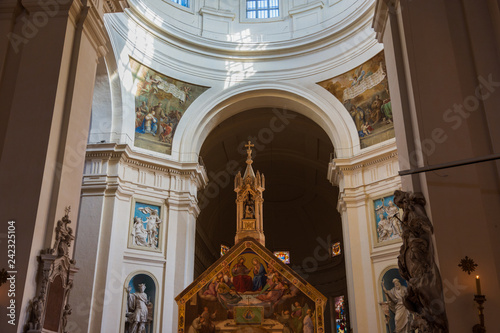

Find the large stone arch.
xmin=173 ymin=81 xmax=361 ymax=162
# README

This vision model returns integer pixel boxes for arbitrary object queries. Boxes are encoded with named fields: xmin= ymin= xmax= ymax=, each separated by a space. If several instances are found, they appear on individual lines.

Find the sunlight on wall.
xmin=120 ymin=16 xmax=157 ymax=93
xmin=224 ymin=29 xmax=269 ymax=89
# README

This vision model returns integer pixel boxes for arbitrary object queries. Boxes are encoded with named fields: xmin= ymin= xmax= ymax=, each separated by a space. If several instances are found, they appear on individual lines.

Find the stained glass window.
xmin=221 ymin=244 xmax=230 ymax=256
xmin=246 ymin=0 xmax=279 ymax=19
xmin=273 ymin=251 xmax=290 ymax=264
xmin=171 ymin=0 xmax=189 ymax=8
xmin=332 ymin=241 xmax=341 ymax=257
xmin=335 ymin=295 xmax=347 ymax=332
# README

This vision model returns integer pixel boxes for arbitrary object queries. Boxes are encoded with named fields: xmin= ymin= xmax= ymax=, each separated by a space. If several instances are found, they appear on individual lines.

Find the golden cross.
xmin=245 ymin=141 xmax=254 ymax=151
xmin=245 ymin=141 xmax=254 ymax=163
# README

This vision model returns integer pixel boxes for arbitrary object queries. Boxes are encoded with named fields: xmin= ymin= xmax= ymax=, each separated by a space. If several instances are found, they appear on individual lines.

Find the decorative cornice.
xmin=328 ymin=141 xmax=399 ymax=186
xmin=372 ymin=0 xmax=399 ymax=42
xmin=104 ymin=0 xmax=128 ymax=13
xmin=83 ymin=2 xmax=109 ymax=58
xmin=289 ymin=1 xmax=324 ymax=17
xmin=85 ymin=143 xmax=208 ymax=187
xmin=199 ymin=7 xmax=235 ymax=20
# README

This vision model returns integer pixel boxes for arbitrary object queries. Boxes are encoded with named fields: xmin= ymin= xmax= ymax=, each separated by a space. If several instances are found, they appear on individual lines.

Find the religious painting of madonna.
xmin=129 ymin=58 xmax=209 ymax=155
xmin=176 ymin=240 xmax=327 ymax=333
xmin=317 ymin=51 xmax=394 ymax=148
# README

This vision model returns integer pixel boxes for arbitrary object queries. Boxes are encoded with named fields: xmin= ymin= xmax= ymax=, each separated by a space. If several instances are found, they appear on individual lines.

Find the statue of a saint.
xmin=382 ymin=279 xmax=410 ymax=333
xmin=245 ymin=204 xmax=254 ymax=219
xmin=126 ymin=283 xmax=152 ymax=333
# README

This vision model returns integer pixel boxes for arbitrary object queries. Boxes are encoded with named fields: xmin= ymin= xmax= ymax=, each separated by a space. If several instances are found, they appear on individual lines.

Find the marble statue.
xmin=394 ymin=190 xmax=449 ymax=332
xmin=382 ymin=278 xmax=410 ymax=333
xmin=137 ymin=207 xmax=162 ymax=248
xmin=126 ymin=283 xmax=152 ymax=333
xmin=132 ymin=217 xmax=149 ymax=247
xmin=385 ymin=200 xmax=402 ymax=236
xmin=377 ymin=212 xmax=393 ymax=241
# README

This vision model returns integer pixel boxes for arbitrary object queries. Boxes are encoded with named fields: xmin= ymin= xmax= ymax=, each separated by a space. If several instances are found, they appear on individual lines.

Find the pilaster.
xmin=72 ymin=143 xmax=207 ymax=333
xmin=328 ymin=142 xmax=401 ymax=333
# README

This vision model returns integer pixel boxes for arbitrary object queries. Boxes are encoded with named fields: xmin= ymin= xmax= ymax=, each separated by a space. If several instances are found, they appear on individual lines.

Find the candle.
xmin=476 ymin=275 xmax=482 ymax=295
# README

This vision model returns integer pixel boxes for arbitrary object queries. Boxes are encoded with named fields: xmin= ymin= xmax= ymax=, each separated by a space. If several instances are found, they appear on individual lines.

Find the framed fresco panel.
xmin=372 ymin=194 xmax=403 ymax=246
xmin=128 ymin=199 xmax=166 ymax=253
xmin=129 ymin=57 xmax=209 ymax=155
xmin=318 ymin=51 xmax=395 ymax=148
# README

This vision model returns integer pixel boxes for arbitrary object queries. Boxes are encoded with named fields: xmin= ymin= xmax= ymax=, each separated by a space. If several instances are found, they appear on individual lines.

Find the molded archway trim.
xmin=173 ymin=81 xmax=360 ymax=162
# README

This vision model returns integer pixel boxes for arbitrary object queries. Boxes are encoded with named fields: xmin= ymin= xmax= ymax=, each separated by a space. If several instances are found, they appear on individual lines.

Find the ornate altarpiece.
xmin=176 ymin=142 xmax=327 ymax=332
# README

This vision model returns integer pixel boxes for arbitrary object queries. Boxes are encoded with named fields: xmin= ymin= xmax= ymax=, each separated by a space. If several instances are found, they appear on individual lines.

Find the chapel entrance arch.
xmin=192 ymin=94 xmax=351 ymax=332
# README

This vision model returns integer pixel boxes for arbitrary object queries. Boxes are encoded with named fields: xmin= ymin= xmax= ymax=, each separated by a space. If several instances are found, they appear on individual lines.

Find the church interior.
xmin=0 ymin=0 xmax=499 ymax=333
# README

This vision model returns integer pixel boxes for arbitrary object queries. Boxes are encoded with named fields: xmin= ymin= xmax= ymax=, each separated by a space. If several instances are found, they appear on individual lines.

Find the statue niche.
xmin=244 ymin=193 xmax=255 ymax=219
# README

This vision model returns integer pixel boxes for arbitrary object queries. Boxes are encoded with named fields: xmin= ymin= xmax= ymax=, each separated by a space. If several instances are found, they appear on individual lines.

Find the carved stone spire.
xmin=234 ymin=141 xmax=265 ymax=245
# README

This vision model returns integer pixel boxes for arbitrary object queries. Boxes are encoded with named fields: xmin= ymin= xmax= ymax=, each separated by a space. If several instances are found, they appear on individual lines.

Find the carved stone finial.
xmin=393 ymin=190 xmax=449 ymax=332
xmin=245 ymin=140 xmax=254 ymax=165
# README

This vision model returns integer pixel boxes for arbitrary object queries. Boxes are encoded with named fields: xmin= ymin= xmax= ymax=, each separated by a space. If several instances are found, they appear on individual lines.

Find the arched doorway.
xmin=196 ymin=107 xmax=348 ymax=332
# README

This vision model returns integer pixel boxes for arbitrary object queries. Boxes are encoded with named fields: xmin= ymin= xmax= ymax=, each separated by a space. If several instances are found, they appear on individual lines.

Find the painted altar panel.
xmin=129 ymin=58 xmax=209 ymax=155
xmin=177 ymin=241 xmax=326 ymax=333
xmin=317 ymin=51 xmax=394 ymax=148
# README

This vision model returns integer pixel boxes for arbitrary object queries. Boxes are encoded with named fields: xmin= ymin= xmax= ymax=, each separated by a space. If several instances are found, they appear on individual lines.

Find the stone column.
xmin=72 ymin=144 xmax=207 ymax=333
xmin=328 ymin=143 xmax=401 ymax=332
xmin=374 ymin=1 xmax=500 ymax=331
xmin=0 ymin=1 xmax=108 ymax=331
xmin=163 ymin=190 xmax=201 ymax=333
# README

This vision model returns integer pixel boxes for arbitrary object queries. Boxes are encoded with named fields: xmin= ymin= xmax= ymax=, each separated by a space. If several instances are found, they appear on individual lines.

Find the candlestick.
xmin=475 ymin=275 xmax=482 ymax=295
xmin=472 ymin=294 xmax=486 ymax=333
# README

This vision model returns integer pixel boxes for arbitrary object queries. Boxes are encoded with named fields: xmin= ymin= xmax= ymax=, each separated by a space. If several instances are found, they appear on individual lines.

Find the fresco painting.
xmin=130 ymin=58 xmax=209 ymax=155
xmin=177 ymin=241 xmax=326 ymax=332
xmin=317 ymin=51 xmax=394 ymax=148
